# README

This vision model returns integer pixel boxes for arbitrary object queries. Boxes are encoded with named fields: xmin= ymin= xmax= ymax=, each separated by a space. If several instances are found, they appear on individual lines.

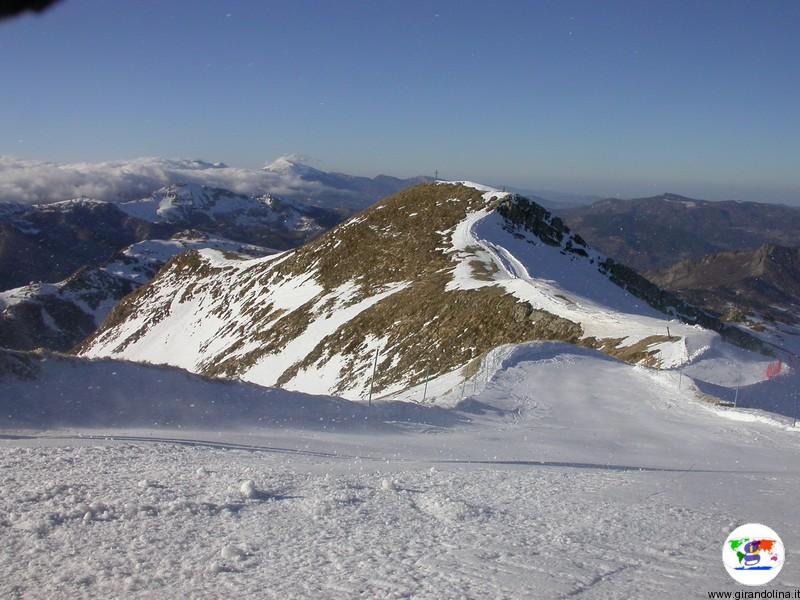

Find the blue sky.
xmin=2 ymin=0 xmax=798 ymax=203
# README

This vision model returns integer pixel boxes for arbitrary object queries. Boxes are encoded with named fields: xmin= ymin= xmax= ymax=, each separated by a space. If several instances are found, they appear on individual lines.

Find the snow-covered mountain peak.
xmin=112 ymin=182 xmax=339 ymax=245
xmin=262 ymin=155 xmax=323 ymax=178
xmin=80 ymin=182 xmax=768 ymax=401
xmin=40 ymin=197 xmax=108 ymax=209
xmin=119 ymin=182 xmax=248 ymax=223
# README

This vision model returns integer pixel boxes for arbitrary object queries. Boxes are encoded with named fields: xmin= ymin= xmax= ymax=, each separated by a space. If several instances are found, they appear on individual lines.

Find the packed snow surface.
xmin=2 ymin=342 xmax=800 ymax=598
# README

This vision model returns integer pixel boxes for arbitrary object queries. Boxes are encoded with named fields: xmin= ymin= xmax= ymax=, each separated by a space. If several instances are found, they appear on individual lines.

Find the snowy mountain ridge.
xmin=263 ymin=156 xmax=327 ymax=178
xmin=0 ymin=182 xmax=342 ymax=292
xmin=0 ymin=232 xmax=272 ymax=352
xmin=79 ymin=182 xmax=771 ymax=402
xmin=117 ymin=182 xmax=327 ymax=233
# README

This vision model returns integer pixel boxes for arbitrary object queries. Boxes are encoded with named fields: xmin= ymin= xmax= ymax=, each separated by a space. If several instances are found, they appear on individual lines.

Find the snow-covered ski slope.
xmin=0 ymin=348 xmax=461 ymax=431
xmin=2 ymin=342 xmax=799 ymax=598
xmin=80 ymin=182 xmax=777 ymax=402
xmin=448 ymin=189 xmax=721 ymax=367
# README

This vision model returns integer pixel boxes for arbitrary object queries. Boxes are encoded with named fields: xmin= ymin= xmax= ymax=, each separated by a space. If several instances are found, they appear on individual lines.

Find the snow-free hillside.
xmin=80 ymin=182 xmax=769 ymax=401
xmin=2 ymin=341 xmax=800 ymax=598
xmin=0 ymin=233 xmax=271 ymax=352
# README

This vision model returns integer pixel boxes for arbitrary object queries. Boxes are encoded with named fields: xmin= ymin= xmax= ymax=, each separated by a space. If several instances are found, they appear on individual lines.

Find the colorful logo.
xmin=722 ymin=523 xmax=785 ymax=585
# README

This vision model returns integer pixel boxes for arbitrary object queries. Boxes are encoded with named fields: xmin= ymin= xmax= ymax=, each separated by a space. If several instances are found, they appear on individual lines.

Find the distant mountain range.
xmin=0 ymin=190 xmax=332 ymax=291
xmin=0 ymin=157 xmax=431 ymax=291
xmin=0 ymin=155 xmax=431 ymax=211
xmin=261 ymin=156 xmax=432 ymax=212
xmin=647 ymin=244 xmax=800 ymax=328
xmin=510 ymin=188 xmax=600 ymax=209
xmin=0 ymin=199 xmax=172 ymax=292
xmin=556 ymin=193 xmax=800 ymax=354
xmin=559 ymin=193 xmax=800 ymax=272
xmin=0 ymin=158 xmax=432 ymax=353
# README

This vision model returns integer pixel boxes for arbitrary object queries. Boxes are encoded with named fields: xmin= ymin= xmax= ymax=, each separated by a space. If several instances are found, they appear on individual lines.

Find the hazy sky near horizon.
xmin=2 ymin=0 xmax=798 ymax=204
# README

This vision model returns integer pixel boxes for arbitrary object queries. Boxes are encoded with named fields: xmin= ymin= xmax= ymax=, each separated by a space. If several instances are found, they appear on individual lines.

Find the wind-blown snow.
xmin=0 ymin=349 xmax=462 ymax=431
xmin=3 ymin=341 xmax=800 ymax=598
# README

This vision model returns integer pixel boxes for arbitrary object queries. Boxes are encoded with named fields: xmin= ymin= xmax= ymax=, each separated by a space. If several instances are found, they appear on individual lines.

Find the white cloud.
xmin=0 ymin=156 xmax=353 ymax=205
